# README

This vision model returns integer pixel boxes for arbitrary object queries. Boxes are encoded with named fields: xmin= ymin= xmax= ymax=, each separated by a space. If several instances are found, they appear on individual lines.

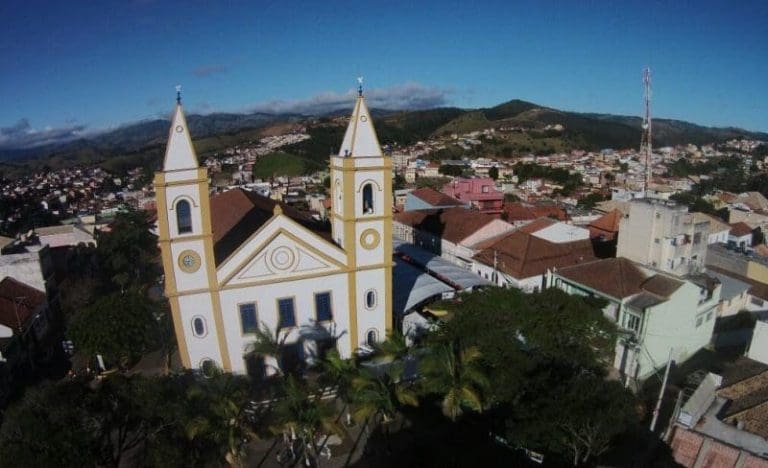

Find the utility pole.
xmin=641 ymin=67 xmax=653 ymax=195
xmin=650 ymin=347 xmax=674 ymax=432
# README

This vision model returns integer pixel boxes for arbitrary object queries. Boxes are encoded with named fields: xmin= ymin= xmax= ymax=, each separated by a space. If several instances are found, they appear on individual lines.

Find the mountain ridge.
xmin=1 ymin=99 xmax=765 ymax=177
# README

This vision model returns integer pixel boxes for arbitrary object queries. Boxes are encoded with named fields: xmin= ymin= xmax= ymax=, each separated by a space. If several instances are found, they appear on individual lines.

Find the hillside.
xmin=1 ymin=99 xmax=766 ymax=179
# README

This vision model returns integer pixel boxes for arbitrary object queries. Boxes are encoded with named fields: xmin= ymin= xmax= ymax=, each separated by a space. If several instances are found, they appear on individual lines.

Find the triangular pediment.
xmin=218 ymin=215 xmax=347 ymax=287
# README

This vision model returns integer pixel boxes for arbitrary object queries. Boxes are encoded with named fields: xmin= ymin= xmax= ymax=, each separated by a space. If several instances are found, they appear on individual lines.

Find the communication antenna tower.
xmin=641 ymin=67 xmax=652 ymax=194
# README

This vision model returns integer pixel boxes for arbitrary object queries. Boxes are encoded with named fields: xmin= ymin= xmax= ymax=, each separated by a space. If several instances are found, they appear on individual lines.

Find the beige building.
xmin=617 ymin=199 xmax=709 ymax=276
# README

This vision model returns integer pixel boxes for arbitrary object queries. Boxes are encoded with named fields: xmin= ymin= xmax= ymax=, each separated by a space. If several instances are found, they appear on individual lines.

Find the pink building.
xmin=441 ymin=177 xmax=504 ymax=215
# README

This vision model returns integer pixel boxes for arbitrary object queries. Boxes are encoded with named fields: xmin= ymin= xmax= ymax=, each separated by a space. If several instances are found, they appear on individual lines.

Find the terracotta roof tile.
xmin=393 ymin=207 xmax=498 ymax=244
xmin=556 ymin=257 xmax=647 ymax=300
xmin=516 ymin=217 xmax=558 ymax=234
xmin=210 ymin=189 xmax=331 ymax=265
xmin=0 ymin=277 xmax=46 ymax=332
xmin=473 ymin=231 xmax=595 ymax=280
xmin=409 ymin=188 xmax=465 ymax=207
xmin=588 ymin=209 xmax=622 ymax=240
xmin=730 ymin=222 xmax=753 ymax=237
xmin=641 ymin=275 xmax=684 ymax=297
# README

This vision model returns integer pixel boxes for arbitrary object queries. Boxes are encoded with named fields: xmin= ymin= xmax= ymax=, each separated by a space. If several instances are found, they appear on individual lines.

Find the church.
xmin=154 ymin=87 xmax=393 ymax=375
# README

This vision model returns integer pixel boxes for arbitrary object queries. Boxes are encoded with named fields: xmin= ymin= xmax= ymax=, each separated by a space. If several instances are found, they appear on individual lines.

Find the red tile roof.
xmin=503 ymin=202 xmax=567 ymax=222
xmin=588 ymin=209 xmax=622 ymax=241
xmin=516 ymin=217 xmax=558 ymax=234
xmin=729 ymin=222 xmax=753 ymax=237
xmin=0 ymin=277 xmax=46 ymax=332
xmin=409 ymin=188 xmax=465 ymax=208
xmin=393 ymin=207 xmax=498 ymax=244
xmin=210 ymin=189 xmax=331 ymax=265
xmin=556 ymin=257 xmax=647 ymax=300
xmin=473 ymin=230 xmax=595 ymax=280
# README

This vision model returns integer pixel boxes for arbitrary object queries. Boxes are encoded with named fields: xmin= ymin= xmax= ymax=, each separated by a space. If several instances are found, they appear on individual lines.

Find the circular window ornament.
xmin=360 ymin=229 xmax=381 ymax=250
xmin=270 ymin=246 xmax=295 ymax=271
xmin=178 ymin=250 xmax=201 ymax=273
xmin=175 ymin=125 xmax=184 ymax=133
xmin=360 ymin=115 xmax=368 ymax=122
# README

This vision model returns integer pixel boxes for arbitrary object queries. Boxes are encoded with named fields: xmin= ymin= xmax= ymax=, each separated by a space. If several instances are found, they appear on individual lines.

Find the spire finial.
xmin=357 ymin=76 xmax=364 ymax=97
xmin=175 ymin=84 xmax=182 ymax=105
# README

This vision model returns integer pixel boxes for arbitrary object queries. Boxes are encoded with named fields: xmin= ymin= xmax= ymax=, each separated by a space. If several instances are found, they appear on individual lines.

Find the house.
xmin=692 ymin=212 xmax=730 ymax=245
xmin=393 ymin=207 xmax=515 ymax=270
xmin=730 ymin=222 xmax=754 ymax=250
xmin=404 ymin=187 xmax=468 ymax=212
xmin=707 ymin=268 xmax=753 ymax=317
xmin=617 ymin=199 xmax=710 ymax=276
xmin=707 ymin=243 xmax=768 ymax=286
xmin=441 ymin=177 xmax=504 ymax=215
xmin=472 ymin=230 xmax=595 ymax=292
xmin=587 ymin=209 xmax=622 ymax=242
xmin=0 ymin=277 xmax=52 ymax=405
xmin=548 ymin=258 xmax=720 ymax=384
xmin=747 ymin=319 xmax=768 ymax=365
xmin=668 ymin=360 xmax=768 ymax=467
xmin=33 ymin=224 xmax=96 ymax=248
xmin=517 ymin=217 xmax=590 ymax=244
xmin=155 ymin=90 xmax=394 ymax=375
xmin=502 ymin=202 xmax=568 ymax=227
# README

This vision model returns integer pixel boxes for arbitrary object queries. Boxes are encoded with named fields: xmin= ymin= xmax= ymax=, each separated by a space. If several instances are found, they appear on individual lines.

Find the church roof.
xmin=163 ymin=104 xmax=199 ymax=171
xmin=0 ymin=277 xmax=46 ymax=332
xmin=210 ymin=189 xmax=331 ymax=265
xmin=338 ymin=95 xmax=383 ymax=158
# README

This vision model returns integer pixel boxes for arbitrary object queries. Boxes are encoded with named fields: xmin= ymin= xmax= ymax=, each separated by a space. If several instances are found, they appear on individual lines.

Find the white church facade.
xmin=154 ymin=90 xmax=393 ymax=375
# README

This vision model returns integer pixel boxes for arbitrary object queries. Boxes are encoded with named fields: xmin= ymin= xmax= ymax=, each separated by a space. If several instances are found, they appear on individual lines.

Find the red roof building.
xmin=441 ymin=177 xmax=504 ymax=215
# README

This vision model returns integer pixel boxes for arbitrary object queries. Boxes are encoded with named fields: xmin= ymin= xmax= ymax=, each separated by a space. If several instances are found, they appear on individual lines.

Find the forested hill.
xmin=1 ymin=99 xmax=765 ymax=178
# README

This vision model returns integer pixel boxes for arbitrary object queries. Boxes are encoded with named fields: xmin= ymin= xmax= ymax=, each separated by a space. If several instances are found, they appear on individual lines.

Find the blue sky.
xmin=1 ymin=0 xmax=767 ymax=148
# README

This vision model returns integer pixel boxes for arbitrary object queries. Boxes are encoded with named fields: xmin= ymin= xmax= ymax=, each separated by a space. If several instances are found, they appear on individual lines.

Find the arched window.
xmin=362 ymin=183 xmax=374 ymax=214
xmin=365 ymin=289 xmax=376 ymax=309
xmin=192 ymin=316 xmax=207 ymax=337
xmin=366 ymin=329 xmax=378 ymax=347
xmin=176 ymin=200 xmax=192 ymax=234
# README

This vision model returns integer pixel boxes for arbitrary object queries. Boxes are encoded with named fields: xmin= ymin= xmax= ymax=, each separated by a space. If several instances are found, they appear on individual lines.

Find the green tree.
xmin=319 ymin=349 xmax=359 ymax=426
xmin=438 ymin=164 xmax=465 ymax=177
xmin=509 ymin=374 xmax=637 ymax=466
xmin=577 ymin=192 xmax=606 ymax=209
xmin=419 ymin=342 xmax=490 ymax=421
xmin=269 ymin=375 xmax=343 ymax=467
xmin=488 ymin=166 xmax=499 ymax=180
xmin=95 ymin=207 xmax=159 ymax=291
xmin=243 ymin=322 xmax=288 ymax=375
xmin=0 ymin=380 xmax=96 ymax=468
xmin=351 ymin=364 xmax=419 ymax=450
xmin=68 ymin=289 xmax=162 ymax=367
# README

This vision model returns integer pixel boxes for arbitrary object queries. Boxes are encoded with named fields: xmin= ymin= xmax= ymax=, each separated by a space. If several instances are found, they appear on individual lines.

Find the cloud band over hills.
xmin=0 ymin=82 xmax=450 ymax=150
xmin=246 ymin=82 xmax=451 ymax=115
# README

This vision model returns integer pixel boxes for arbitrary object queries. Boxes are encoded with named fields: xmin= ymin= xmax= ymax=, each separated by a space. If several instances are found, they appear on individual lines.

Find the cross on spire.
xmin=357 ymin=76 xmax=364 ymax=97
xmin=175 ymin=85 xmax=182 ymax=105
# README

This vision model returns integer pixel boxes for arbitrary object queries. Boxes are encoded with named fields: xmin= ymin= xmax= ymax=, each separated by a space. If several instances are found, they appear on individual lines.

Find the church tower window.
xmin=362 ymin=183 xmax=374 ymax=214
xmin=176 ymin=200 xmax=192 ymax=234
xmin=366 ymin=329 xmax=378 ymax=347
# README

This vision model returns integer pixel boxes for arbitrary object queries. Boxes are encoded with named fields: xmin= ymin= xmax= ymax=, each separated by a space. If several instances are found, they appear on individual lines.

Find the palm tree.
xmin=319 ymin=349 xmax=358 ymax=426
xmin=370 ymin=331 xmax=410 ymax=364
xmin=351 ymin=363 xmax=419 ymax=450
xmin=181 ymin=371 xmax=259 ymax=467
xmin=419 ymin=341 xmax=489 ymax=421
xmin=269 ymin=375 xmax=343 ymax=467
xmin=243 ymin=322 xmax=287 ymax=376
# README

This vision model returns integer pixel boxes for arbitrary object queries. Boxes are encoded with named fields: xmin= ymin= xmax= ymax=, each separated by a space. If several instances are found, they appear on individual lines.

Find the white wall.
xmin=219 ymin=272 xmax=352 ymax=374
xmin=747 ymin=320 xmax=768 ymax=365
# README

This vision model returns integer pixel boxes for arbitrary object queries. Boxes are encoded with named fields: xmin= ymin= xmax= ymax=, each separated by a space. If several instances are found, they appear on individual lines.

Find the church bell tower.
xmin=329 ymin=80 xmax=393 ymax=351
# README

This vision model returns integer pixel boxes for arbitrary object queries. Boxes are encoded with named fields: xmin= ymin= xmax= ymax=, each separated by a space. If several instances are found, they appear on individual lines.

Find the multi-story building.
xmin=155 ymin=89 xmax=392 ymax=375
xmin=617 ymin=199 xmax=709 ymax=276
xmin=548 ymin=257 xmax=720 ymax=384
xmin=441 ymin=177 xmax=504 ymax=215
